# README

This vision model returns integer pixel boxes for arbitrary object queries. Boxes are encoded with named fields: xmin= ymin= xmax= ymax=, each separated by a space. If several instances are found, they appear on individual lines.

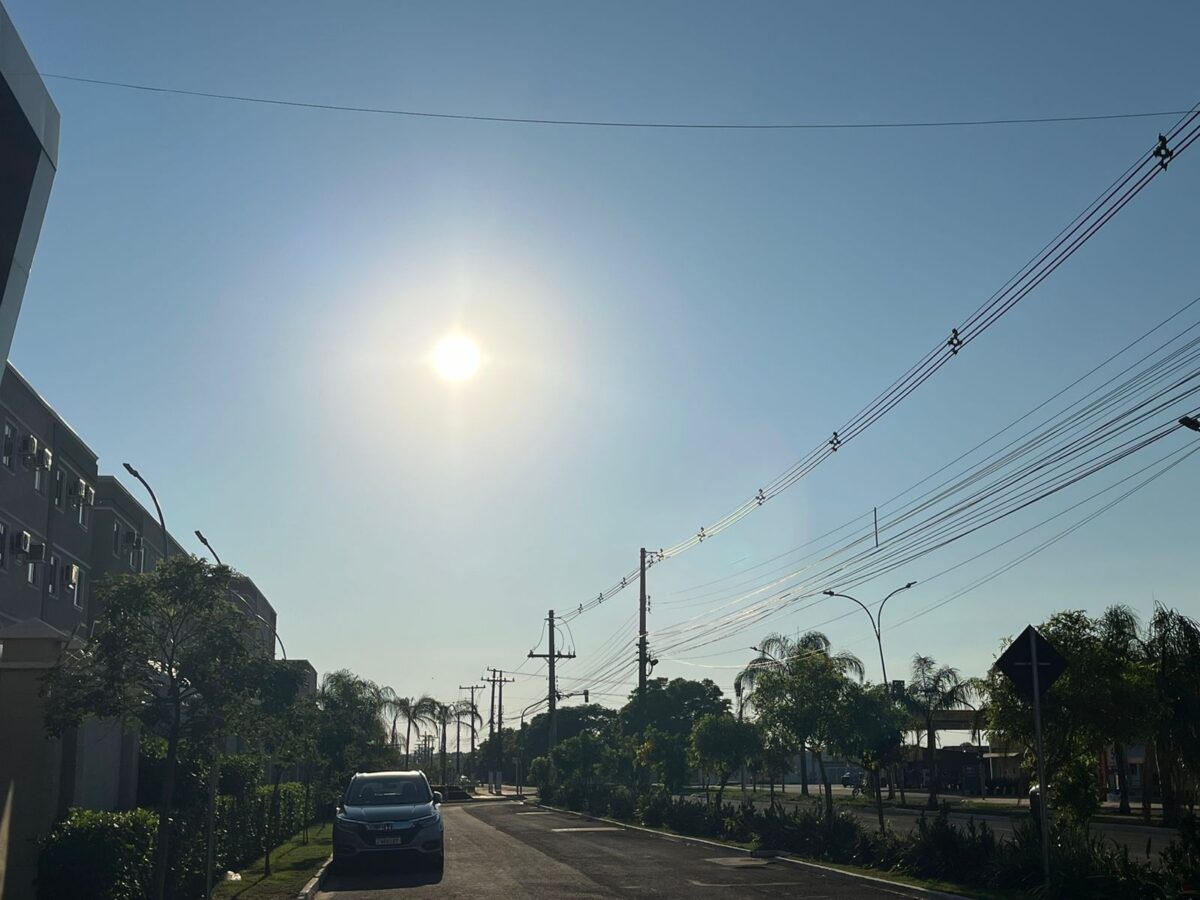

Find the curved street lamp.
xmin=123 ymin=462 xmax=167 ymax=561
xmin=822 ymin=582 xmax=916 ymax=685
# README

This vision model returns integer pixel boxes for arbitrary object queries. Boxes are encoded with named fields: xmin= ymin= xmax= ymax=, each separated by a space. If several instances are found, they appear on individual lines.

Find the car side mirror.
xmin=433 ymin=791 xmax=443 ymax=805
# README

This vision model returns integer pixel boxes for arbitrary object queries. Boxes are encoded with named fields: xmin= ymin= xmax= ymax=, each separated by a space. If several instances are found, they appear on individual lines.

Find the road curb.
xmin=296 ymin=855 xmax=332 ymax=900
xmin=535 ymin=802 xmax=971 ymax=900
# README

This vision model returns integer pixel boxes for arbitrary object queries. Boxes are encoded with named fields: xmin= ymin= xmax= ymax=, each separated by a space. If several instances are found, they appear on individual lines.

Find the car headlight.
xmin=415 ymin=814 xmax=440 ymax=828
xmin=335 ymin=813 xmax=357 ymax=829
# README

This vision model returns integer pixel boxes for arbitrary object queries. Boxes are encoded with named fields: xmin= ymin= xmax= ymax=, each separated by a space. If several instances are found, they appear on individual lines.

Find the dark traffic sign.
xmin=995 ymin=625 xmax=1066 ymax=702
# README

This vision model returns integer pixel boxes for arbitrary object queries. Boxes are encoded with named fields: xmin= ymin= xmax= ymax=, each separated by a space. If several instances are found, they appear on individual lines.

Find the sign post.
xmin=995 ymin=625 xmax=1066 ymax=892
xmin=1028 ymin=629 xmax=1051 ymax=890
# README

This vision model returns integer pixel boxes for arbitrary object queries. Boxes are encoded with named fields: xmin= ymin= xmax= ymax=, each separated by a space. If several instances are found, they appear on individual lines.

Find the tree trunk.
xmin=925 ymin=723 xmax=939 ymax=809
xmin=887 ymin=763 xmax=896 ymax=801
xmin=1157 ymin=740 xmax=1181 ymax=827
xmin=150 ymin=705 xmax=182 ymax=900
xmin=1142 ymin=742 xmax=1155 ymax=825
xmin=204 ymin=750 xmax=221 ymax=900
xmin=405 ymin=719 xmax=414 ymax=768
xmin=873 ymin=767 xmax=885 ymax=832
xmin=814 ymin=749 xmax=833 ymax=821
xmin=264 ymin=766 xmax=283 ymax=877
xmin=1115 ymin=744 xmax=1131 ymax=815
xmin=799 ymin=746 xmax=810 ymax=797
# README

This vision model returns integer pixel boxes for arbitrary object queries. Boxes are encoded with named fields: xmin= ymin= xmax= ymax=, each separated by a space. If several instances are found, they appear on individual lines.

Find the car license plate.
xmin=375 ymin=836 xmax=404 ymax=846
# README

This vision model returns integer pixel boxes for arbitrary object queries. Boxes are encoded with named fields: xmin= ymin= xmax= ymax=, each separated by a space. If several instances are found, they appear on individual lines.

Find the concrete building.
xmin=0 ymin=364 xmax=97 ymax=637
xmin=0 ymin=3 xmax=58 ymax=381
xmin=88 ymin=474 xmax=186 ymax=629
xmin=0 ymin=366 xmax=284 ymax=898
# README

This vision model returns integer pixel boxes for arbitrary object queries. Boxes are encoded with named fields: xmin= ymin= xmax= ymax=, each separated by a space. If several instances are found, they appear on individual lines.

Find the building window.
xmin=112 ymin=521 xmax=121 ymax=556
xmin=74 ymin=569 xmax=85 ymax=609
xmin=47 ymin=554 xmax=58 ymax=596
xmin=0 ymin=520 xmax=6 ymax=569
xmin=34 ymin=465 xmax=45 ymax=494
xmin=26 ymin=559 xmax=38 ymax=586
xmin=2 ymin=422 xmax=13 ymax=469
xmin=76 ymin=493 xmax=88 ymax=528
xmin=53 ymin=468 xmax=64 ymax=508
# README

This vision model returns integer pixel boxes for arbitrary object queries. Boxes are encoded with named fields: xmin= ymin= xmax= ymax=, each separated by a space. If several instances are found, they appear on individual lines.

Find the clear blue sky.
xmin=7 ymin=1 xmax=1200 ymax=716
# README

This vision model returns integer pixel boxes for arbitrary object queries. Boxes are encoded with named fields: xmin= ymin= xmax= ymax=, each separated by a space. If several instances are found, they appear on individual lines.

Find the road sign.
xmin=995 ymin=624 xmax=1065 ymax=890
xmin=995 ymin=625 xmax=1066 ymax=702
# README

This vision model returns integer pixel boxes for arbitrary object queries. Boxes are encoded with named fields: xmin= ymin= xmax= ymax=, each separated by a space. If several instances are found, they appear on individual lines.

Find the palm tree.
xmin=1095 ymin=605 xmax=1143 ymax=816
xmin=1137 ymin=606 xmax=1200 ymax=827
xmin=743 ymin=631 xmax=864 ymax=797
xmin=379 ymin=691 xmax=438 ymax=768
xmin=906 ymin=654 xmax=977 ymax=809
xmin=452 ymin=699 xmax=482 ymax=778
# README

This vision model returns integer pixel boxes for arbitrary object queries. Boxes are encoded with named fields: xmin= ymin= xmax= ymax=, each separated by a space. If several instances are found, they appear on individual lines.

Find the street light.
xmin=822 ymin=582 xmax=916 ymax=686
xmin=123 ymin=462 xmax=168 ymax=561
xmin=194 ymin=529 xmax=287 ymax=660
xmin=194 ymin=530 xmax=222 ymax=565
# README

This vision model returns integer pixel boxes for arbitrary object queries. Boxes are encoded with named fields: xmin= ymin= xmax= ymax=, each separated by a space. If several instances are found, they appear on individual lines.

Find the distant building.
xmin=0 ymin=2 xmax=58 ymax=381
xmin=0 ymin=364 xmax=97 ymax=636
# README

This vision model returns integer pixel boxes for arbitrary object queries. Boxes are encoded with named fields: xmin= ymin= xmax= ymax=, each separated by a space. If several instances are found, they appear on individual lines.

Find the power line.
xmin=39 ymin=73 xmax=1192 ymax=131
xmin=647 ymin=335 xmax=1200 ymax=654
xmin=562 ymin=107 xmax=1200 ymax=624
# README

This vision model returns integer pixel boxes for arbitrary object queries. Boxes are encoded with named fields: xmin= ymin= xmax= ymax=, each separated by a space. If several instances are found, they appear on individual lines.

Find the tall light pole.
xmin=824 ymin=581 xmax=916 ymax=808
xmin=123 ymin=462 xmax=168 ymax=560
xmin=822 ymin=582 xmax=916 ymax=686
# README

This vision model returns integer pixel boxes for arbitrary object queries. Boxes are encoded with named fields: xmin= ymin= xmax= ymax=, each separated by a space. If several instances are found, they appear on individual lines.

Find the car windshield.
xmin=346 ymin=776 xmax=431 ymax=806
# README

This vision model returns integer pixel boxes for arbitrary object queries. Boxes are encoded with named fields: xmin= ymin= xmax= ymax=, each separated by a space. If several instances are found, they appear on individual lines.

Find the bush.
xmin=37 ymin=808 xmax=158 ymax=900
xmin=636 ymin=787 xmax=672 ymax=828
xmin=39 ymin=782 xmax=318 ymax=900
xmin=605 ymin=785 xmax=637 ymax=821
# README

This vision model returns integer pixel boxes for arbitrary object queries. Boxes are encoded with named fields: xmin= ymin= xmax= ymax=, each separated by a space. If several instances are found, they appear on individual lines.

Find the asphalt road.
xmin=318 ymin=801 xmax=932 ymax=899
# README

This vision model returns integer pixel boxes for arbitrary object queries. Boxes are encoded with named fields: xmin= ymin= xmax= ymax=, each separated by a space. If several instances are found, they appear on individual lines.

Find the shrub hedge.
xmin=36 ymin=809 xmax=158 ymax=900
xmin=37 ymin=782 xmax=317 ymax=900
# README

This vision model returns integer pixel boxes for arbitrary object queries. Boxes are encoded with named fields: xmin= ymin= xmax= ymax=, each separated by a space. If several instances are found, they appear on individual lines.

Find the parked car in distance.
xmin=332 ymin=770 xmax=445 ymax=871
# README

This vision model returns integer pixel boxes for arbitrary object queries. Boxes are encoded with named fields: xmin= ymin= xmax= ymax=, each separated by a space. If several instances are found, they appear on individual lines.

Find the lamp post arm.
xmin=124 ymin=463 xmax=168 ymax=561
xmin=877 ymin=582 xmax=916 ymax=634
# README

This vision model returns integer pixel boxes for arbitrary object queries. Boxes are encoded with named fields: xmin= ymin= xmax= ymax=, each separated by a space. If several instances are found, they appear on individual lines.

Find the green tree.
xmin=830 ymin=683 xmax=904 ymax=830
xmin=524 ymin=704 xmax=617 ymax=761
xmin=316 ymin=670 xmax=394 ymax=805
xmin=1140 ymin=606 xmax=1200 ymax=826
xmin=253 ymin=660 xmax=313 ymax=876
xmin=636 ymin=725 xmax=690 ymax=793
xmin=550 ymin=732 xmax=609 ymax=802
xmin=907 ymin=654 xmax=977 ymax=809
xmin=619 ymin=677 xmax=729 ymax=739
xmin=746 ymin=631 xmax=862 ymax=809
xmin=44 ymin=556 xmax=257 ymax=900
xmin=690 ymin=714 xmax=760 ymax=809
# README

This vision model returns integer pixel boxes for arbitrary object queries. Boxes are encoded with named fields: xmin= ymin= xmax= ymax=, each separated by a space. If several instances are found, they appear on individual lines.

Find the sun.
xmin=432 ymin=334 xmax=482 ymax=382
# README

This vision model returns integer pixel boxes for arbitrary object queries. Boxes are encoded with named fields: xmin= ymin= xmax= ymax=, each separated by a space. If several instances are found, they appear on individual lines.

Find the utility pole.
xmin=459 ymin=684 xmax=482 ymax=772
xmin=638 ymin=548 xmax=648 ymax=695
xmin=528 ymin=609 xmax=575 ymax=750
xmin=483 ymin=669 xmax=514 ymax=792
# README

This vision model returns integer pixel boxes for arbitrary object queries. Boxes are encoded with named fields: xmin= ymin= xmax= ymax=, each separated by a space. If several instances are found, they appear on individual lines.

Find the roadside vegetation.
xmin=516 ymin=606 xmax=1200 ymax=898
xmin=38 ymin=556 xmax=473 ymax=900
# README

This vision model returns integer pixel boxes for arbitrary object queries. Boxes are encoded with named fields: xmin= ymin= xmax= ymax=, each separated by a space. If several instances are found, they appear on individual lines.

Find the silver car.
xmin=332 ymin=771 xmax=445 ymax=871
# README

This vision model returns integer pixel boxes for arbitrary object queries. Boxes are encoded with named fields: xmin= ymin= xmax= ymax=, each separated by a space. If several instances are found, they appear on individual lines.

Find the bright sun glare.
xmin=432 ymin=334 xmax=482 ymax=382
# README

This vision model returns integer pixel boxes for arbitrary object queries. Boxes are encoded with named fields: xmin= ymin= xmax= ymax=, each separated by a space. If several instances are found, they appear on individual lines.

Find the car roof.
xmin=351 ymin=770 xmax=427 ymax=780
